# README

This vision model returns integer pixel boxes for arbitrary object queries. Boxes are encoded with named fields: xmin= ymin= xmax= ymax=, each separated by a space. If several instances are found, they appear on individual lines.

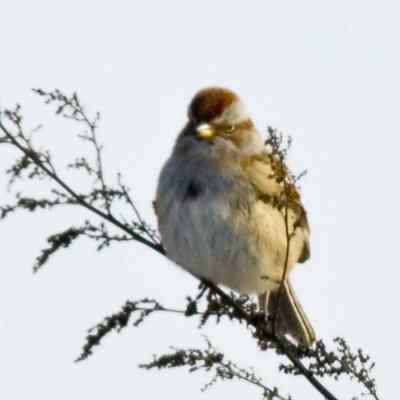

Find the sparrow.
xmin=156 ymin=87 xmax=315 ymax=345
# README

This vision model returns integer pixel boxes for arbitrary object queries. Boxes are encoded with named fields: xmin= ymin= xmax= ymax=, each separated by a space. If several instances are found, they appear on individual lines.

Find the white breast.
xmin=156 ymin=143 xmax=306 ymax=294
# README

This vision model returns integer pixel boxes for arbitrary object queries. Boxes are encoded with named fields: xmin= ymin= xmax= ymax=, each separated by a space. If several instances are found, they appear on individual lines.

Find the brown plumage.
xmin=188 ymin=87 xmax=237 ymax=123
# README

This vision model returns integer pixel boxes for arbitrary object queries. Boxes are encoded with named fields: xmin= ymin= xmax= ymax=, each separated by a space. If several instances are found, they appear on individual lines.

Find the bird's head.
xmin=186 ymin=87 xmax=260 ymax=150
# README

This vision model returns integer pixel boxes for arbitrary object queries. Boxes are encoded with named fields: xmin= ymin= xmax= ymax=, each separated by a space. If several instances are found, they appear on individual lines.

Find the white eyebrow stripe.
xmin=214 ymin=99 xmax=250 ymax=124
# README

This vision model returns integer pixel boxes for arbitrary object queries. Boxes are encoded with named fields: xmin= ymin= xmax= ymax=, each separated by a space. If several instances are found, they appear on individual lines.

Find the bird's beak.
xmin=195 ymin=123 xmax=214 ymax=138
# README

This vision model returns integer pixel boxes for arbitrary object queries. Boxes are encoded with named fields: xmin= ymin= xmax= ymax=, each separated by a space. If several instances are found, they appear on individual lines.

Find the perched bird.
xmin=156 ymin=88 xmax=315 ymax=345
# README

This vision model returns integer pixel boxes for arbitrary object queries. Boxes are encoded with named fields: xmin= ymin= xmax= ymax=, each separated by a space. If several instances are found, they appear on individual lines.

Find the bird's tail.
xmin=260 ymin=279 xmax=315 ymax=346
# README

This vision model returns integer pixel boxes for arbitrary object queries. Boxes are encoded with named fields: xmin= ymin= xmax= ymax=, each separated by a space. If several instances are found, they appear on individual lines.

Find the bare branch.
xmin=141 ymin=338 xmax=291 ymax=400
xmin=0 ymin=90 xmax=381 ymax=400
xmin=33 ymin=222 xmax=96 ymax=272
xmin=77 ymin=299 xmax=189 ymax=361
xmin=280 ymin=338 xmax=379 ymax=400
xmin=0 ymin=114 xmax=163 ymax=254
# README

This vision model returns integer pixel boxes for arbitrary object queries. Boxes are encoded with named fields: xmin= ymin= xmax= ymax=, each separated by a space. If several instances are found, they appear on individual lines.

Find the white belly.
xmin=157 ymin=186 xmax=305 ymax=295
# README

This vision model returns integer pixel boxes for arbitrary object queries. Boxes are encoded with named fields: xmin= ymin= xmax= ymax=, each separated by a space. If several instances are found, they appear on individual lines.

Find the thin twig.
xmin=274 ymin=193 xmax=291 ymax=332
xmin=0 ymin=112 xmax=339 ymax=400
xmin=117 ymin=175 xmax=160 ymax=245
xmin=0 ymin=121 xmax=163 ymax=254
xmin=206 ymin=282 xmax=339 ymax=400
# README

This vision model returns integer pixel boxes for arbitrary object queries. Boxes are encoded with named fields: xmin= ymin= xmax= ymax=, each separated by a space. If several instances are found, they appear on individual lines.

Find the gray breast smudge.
xmin=184 ymin=181 xmax=202 ymax=200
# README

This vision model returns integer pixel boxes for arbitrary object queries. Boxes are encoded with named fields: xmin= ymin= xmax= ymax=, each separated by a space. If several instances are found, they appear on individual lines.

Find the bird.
xmin=155 ymin=87 xmax=315 ymax=345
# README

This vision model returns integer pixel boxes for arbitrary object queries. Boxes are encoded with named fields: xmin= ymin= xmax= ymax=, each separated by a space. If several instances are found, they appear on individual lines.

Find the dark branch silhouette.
xmin=0 ymin=89 xmax=380 ymax=400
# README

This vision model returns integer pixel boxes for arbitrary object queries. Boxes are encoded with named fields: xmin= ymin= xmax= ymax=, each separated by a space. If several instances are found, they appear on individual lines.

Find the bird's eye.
xmin=225 ymin=125 xmax=236 ymax=134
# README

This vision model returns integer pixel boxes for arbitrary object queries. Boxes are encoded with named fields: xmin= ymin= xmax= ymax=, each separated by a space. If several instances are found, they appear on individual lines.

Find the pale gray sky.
xmin=1 ymin=1 xmax=399 ymax=399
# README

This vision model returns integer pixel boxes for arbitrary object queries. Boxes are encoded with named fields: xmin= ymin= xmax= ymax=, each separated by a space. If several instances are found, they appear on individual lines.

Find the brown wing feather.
xmin=241 ymin=152 xmax=310 ymax=263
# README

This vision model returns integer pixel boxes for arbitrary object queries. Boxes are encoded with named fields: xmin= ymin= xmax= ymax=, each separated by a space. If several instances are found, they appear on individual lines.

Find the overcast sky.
xmin=1 ymin=1 xmax=399 ymax=399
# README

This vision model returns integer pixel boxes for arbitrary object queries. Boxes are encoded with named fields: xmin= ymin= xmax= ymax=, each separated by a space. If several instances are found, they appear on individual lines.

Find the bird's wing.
xmin=240 ymin=152 xmax=310 ymax=263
